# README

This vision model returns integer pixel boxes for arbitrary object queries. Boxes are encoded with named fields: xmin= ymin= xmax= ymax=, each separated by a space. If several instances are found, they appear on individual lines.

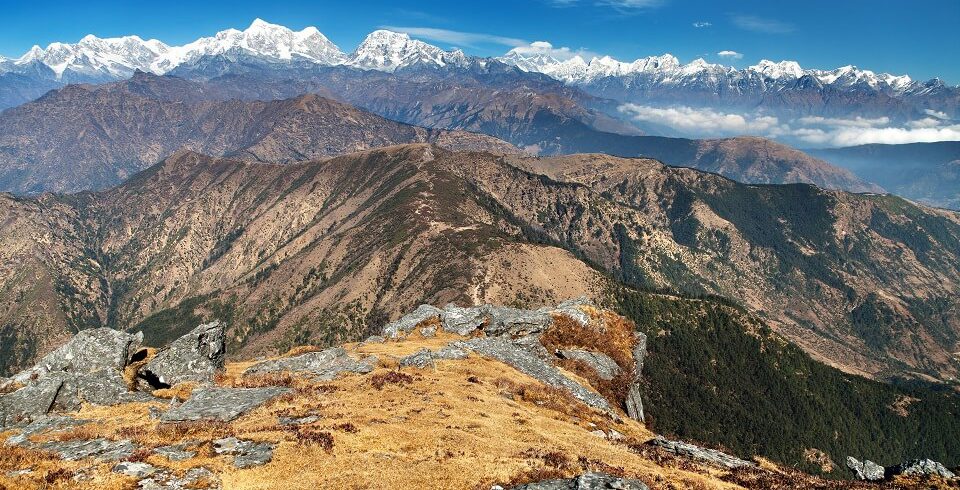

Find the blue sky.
xmin=1 ymin=0 xmax=957 ymax=83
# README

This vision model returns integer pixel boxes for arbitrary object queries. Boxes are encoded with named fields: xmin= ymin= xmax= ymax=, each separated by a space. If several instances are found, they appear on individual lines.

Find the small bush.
xmin=295 ymin=427 xmax=334 ymax=451
xmin=370 ymin=371 xmax=414 ymax=390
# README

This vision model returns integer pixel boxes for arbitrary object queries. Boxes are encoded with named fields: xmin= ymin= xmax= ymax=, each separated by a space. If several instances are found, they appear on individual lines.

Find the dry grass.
xmin=123 ymin=347 xmax=156 ymax=389
xmin=151 ymin=381 xmax=198 ymax=401
xmin=370 ymin=371 xmax=415 ymax=390
xmin=540 ymin=312 xmax=640 ymax=407
xmin=1 ymin=334 xmax=746 ymax=490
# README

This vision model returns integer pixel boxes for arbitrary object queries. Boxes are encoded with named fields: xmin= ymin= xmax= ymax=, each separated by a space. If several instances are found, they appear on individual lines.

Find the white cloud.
xmin=924 ymin=109 xmax=949 ymax=120
xmin=618 ymin=103 xmax=960 ymax=147
xmin=618 ymin=104 xmax=780 ymax=134
xmin=717 ymin=50 xmax=743 ymax=60
xmin=508 ymin=40 xmax=598 ymax=61
xmin=796 ymin=116 xmax=890 ymax=128
xmin=731 ymin=15 xmax=795 ymax=34
xmin=693 ymin=21 xmax=712 ymax=28
xmin=380 ymin=26 xmax=527 ymax=48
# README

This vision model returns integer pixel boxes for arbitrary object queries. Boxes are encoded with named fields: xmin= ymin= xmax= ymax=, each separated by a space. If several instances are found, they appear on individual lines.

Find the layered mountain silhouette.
xmin=2 ymin=145 xmax=957 ymax=386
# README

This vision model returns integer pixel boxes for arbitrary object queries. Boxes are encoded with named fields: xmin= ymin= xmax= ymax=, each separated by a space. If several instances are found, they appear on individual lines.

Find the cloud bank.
xmin=618 ymin=103 xmax=960 ymax=147
xmin=380 ymin=26 xmax=526 ymax=48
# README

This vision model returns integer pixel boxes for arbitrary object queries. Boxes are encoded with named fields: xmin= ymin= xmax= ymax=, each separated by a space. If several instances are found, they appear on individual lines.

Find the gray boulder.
xmin=0 ymin=375 xmax=64 ymax=427
xmin=161 ymin=386 xmax=289 ymax=422
xmin=846 ymin=456 xmax=885 ymax=481
xmin=550 ymin=297 xmax=594 ymax=326
xmin=647 ymin=436 xmax=754 ymax=469
xmin=244 ymin=347 xmax=377 ymax=381
xmin=888 ymin=459 xmax=956 ymax=479
xmin=484 ymin=306 xmax=554 ymax=336
xmin=214 ymin=437 xmax=275 ymax=468
xmin=458 ymin=337 xmax=611 ymax=412
xmin=140 ymin=321 xmax=225 ymax=388
xmin=558 ymin=349 xmax=620 ymax=380
xmin=508 ymin=471 xmax=649 ymax=489
xmin=399 ymin=345 xmax=470 ymax=369
xmin=382 ymin=304 xmax=442 ymax=338
xmin=154 ymin=443 xmax=198 ymax=462
xmin=9 ymin=328 xmax=143 ymax=385
xmin=400 ymin=348 xmax=436 ymax=369
xmin=112 ymin=461 xmax=158 ymax=478
xmin=441 ymin=305 xmax=488 ymax=335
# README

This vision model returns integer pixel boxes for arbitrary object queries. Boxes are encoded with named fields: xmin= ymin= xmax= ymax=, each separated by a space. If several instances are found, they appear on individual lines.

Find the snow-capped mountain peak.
xmin=347 ymin=29 xmax=463 ymax=72
xmin=153 ymin=18 xmax=346 ymax=72
xmin=11 ymin=35 xmax=170 ymax=80
xmin=750 ymin=60 xmax=804 ymax=79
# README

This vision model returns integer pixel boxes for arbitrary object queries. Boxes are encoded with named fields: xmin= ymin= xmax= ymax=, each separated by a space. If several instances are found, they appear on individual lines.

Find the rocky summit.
xmin=0 ymin=300 xmax=955 ymax=489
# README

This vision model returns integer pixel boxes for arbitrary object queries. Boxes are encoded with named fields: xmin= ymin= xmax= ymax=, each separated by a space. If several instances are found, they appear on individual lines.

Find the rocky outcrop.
xmin=558 ymin=349 xmax=620 ymax=380
xmin=38 ymin=438 xmax=137 ymax=461
xmin=624 ymin=332 xmax=647 ymax=422
xmin=214 ymin=437 xmax=275 ymax=469
xmin=383 ymin=305 xmax=443 ymax=338
xmin=647 ymin=436 xmax=754 ymax=469
xmin=160 ymin=386 xmax=290 ymax=422
xmin=6 ymin=328 xmax=142 ymax=386
xmin=888 ymin=459 xmax=956 ymax=479
xmin=0 ymin=328 xmax=144 ymax=426
xmin=845 ymin=456 xmax=957 ymax=481
xmin=846 ymin=456 xmax=885 ymax=481
xmin=458 ymin=337 xmax=611 ymax=412
xmin=506 ymin=472 xmax=649 ymax=489
xmin=244 ymin=347 xmax=377 ymax=380
xmin=399 ymin=345 xmax=469 ymax=369
xmin=140 ymin=320 xmax=225 ymax=388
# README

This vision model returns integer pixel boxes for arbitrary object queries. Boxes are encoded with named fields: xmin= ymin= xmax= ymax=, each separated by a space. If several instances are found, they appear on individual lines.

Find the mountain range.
xmin=0 ymin=71 xmax=878 ymax=195
xmin=1 ymin=18 xmax=957 ymax=127
xmin=2 ymin=144 xmax=957 ymax=388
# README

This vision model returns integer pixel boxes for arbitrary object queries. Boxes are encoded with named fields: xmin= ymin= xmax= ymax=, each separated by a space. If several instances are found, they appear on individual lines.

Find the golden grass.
xmin=0 ymin=334 xmax=746 ymax=490
xmin=152 ymin=381 xmax=198 ymax=401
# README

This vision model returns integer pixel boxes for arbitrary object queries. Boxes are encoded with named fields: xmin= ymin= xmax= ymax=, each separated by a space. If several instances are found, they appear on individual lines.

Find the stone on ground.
xmin=160 ymin=386 xmax=290 ymax=422
xmin=140 ymin=320 xmax=226 ymax=387
xmin=647 ymin=436 xmax=753 ymax=469
xmin=244 ymin=347 xmax=377 ymax=381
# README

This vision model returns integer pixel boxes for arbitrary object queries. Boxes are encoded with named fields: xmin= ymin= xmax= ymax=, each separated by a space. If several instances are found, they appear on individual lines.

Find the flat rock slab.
xmin=508 ymin=471 xmax=649 ymax=489
xmin=139 ymin=467 xmax=221 ymax=490
xmin=154 ymin=443 xmax=198 ymax=462
xmin=161 ymin=386 xmax=289 ymax=422
xmin=39 ymin=438 xmax=137 ymax=461
xmin=244 ymin=347 xmax=377 ymax=381
xmin=214 ymin=437 xmax=275 ymax=468
xmin=112 ymin=461 xmax=158 ymax=478
xmin=458 ymin=337 xmax=611 ymax=412
xmin=4 ymin=415 xmax=90 ymax=445
xmin=647 ymin=436 xmax=753 ymax=469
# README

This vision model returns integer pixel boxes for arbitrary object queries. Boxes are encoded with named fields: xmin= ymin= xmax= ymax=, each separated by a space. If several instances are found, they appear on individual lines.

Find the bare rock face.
xmin=506 ymin=472 xmax=649 ymax=489
xmin=624 ymin=332 xmax=647 ymax=423
xmin=140 ymin=320 xmax=225 ymax=388
xmin=383 ymin=305 xmax=443 ymax=338
xmin=9 ymin=328 xmax=143 ymax=385
xmin=846 ymin=456 xmax=885 ymax=481
xmin=0 ymin=328 xmax=143 ymax=426
xmin=243 ymin=347 xmax=377 ymax=381
xmin=888 ymin=459 xmax=956 ymax=479
xmin=458 ymin=337 xmax=612 ymax=412
xmin=558 ymin=349 xmax=620 ymax=380
xmin=647 ymin=436 xmax=754 ymax=469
